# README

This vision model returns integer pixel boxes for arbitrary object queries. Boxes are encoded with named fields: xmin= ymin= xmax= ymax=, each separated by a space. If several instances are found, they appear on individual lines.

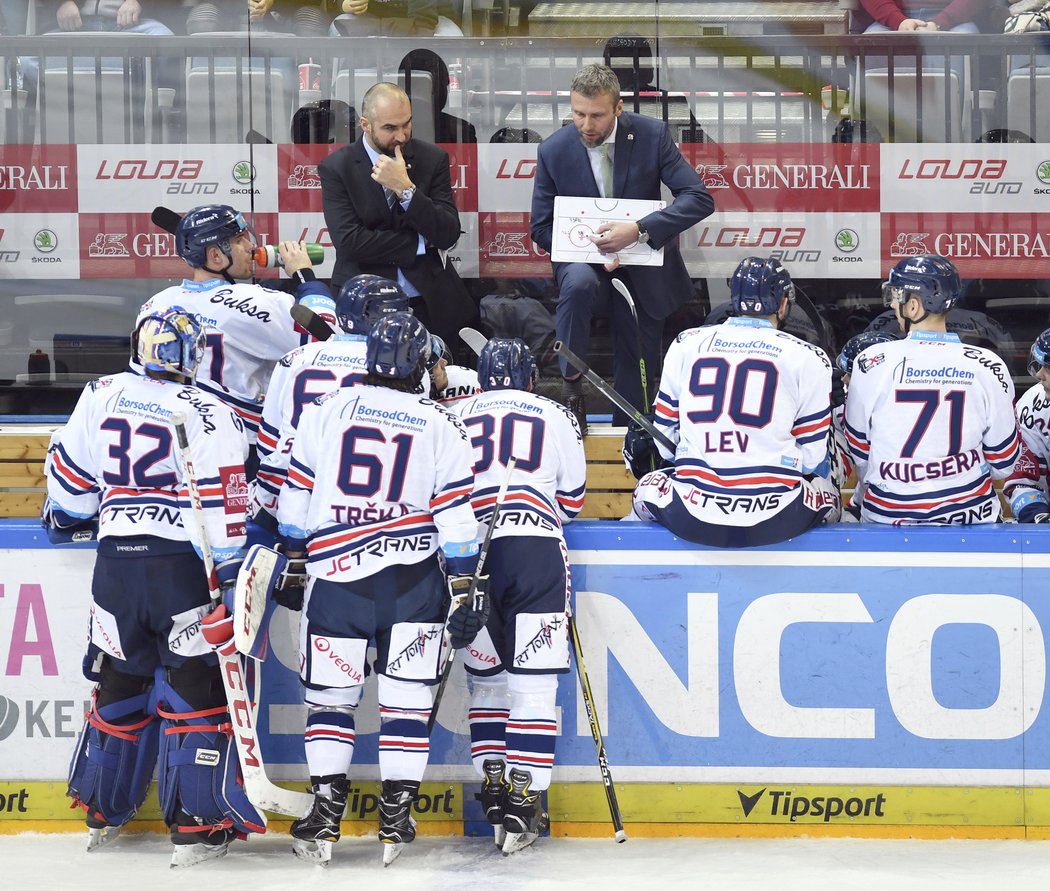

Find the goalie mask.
xmin=135 ymin=308 xmax=205 ymax=380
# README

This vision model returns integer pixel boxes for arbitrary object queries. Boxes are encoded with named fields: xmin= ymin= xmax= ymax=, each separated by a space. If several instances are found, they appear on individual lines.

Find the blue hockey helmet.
xmin=174 ymin=204 xmax=250 ymax=268
xmin=425 ymin=333 xmax=451 ymax=372
xmin=1028 ymin=328 xmax=1050 ymax=377
xmin=836 ymin=330 xmax=897 ymax=375
xmin=882 ymin=254 xmax=962 ymax=315
xmin=335 ymin=274 xmax=411 ymax=334
xmin=478 ymin=337 xmax=537 ymax=392
xmin=730 ymin=256 xmax=795 ymax=315
xmin=134 ymin=307 xmax=205 ymax=379
xmin=366 ymin=311 xmax=430 ymax=379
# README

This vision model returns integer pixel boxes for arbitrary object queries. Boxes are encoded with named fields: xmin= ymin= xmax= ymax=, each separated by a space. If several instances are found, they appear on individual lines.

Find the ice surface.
xmin=6 ymin=832 xmax=1050 ymax=890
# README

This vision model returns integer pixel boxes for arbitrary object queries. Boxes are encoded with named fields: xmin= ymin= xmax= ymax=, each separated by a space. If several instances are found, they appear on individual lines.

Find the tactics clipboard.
xmin=551 ymin=196 xmax=665 ymax=266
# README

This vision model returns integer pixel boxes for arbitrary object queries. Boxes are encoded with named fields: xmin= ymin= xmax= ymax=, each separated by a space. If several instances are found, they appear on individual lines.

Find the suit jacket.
xmin=319 ymin=138 xmax=475 ymax=343
xmin=530 ymin=111 xmax=714 ymax=320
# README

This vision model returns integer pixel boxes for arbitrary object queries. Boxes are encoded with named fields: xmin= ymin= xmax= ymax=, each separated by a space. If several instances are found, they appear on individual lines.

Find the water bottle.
xmin=253 ymin=244 xmax=325 ymax=268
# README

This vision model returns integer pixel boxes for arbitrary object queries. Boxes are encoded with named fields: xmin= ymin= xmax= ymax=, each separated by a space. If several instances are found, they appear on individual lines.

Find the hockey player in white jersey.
xmin=138 ymin=204 xmax=329 ymax=456
xmin=457 ymin=337 xmax=586 ymax=854
xmin=834 ymin=331 xmax=896 ymax=517
xmin=627 ymin=256 xmax=840 ymax=547
xmin=252 ymin=275 xmax=411 ymax=535
xmin=277 ymin=312 xmax=482 ymax=866
xmin=844 ymin=255 xmax=1021 ymax=524
xmin=1002 ymin=328 xmax=1050 ymax=523
xmin=428 ymin=333 xmax=481 ymax=412
xmin=43 ymin=308 xmax=263 ymax=867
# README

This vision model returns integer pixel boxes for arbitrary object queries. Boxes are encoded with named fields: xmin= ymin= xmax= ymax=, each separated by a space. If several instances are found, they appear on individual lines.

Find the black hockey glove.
xmin=274 ymin=554 xmax=308 ymax=611
xmin=1017 ymin=503 xmax=1050 ymax=524
xmin=830 ymin=367 xmax=847 ymax=409
xmin=446 ymin=574 xmax=490 ymax=649
xmin=622 ymin=419 xmax=670 ymax=480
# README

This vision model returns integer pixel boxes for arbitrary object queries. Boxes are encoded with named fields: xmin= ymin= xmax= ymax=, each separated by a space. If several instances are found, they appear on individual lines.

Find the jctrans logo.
xmin=737 ymin=787 xmax=887 ymax=823
xmin=0 ymin=694 xmax=91 ymax=740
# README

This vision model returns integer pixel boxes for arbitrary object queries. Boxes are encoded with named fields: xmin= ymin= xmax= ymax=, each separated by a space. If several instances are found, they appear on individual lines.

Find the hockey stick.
xmin=554 ymin=341 xmax=676 ymax=454
xmin=428 ymin=456 xmax=517 ymax=734
xmin=290 ymin=302 xmax=335 ymax=342
xmin=569 ymin=611 xmax=627 ymax=843
xmin=610 ymin=278 xmax=656 ymax=473
xmin=170 ymin=411 xmax=312 ymax=819
xmin=458 ymin=326 xmax=488 ymax=358
xmin=151 ymin=205 xmax=181 ymax=235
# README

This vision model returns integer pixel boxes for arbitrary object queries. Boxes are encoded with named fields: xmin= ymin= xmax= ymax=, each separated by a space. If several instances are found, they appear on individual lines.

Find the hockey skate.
xmin=291 ymin=778 xmax=348 ymax=867
xmin=85 ymin=815 xmax=121 ymax=853
xmin=169 ymin=810 xmax=235 ymax=869
xmin=378 ymin=779 xmax=418 ymax=867
xmin=476 ymin=758 xmax=510 ymax=848
xmin=501 ymin=768 xmax=549 ymax=856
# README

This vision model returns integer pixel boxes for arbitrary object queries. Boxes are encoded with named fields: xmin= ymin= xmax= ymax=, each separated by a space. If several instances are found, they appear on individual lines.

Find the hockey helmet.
xmin=336 ymin=274 xmax=411 ymax=334
xmin=1028 ymin=328 xmax=1050 ymax=377
xmin=174 ymin=204 xmax=251 ymax=268
xmin=134 ymin=307 xmax=205 ymax=379
xmin=836 ymin=330 xmax=897 ymax=375
xmin=882 ymin=254 xmax=962 ymax=315
xmin=425 ymin=333 xmax=452 ymax=372
xmin=366 ymin=312 xmax=430 ymax=379
xmin=478 ymin=337 xmax=537 ymax=392
xmin=831 ymin=117 xmax=882 ymax=144
xmin=730 ymin=256 xmax=795 ymax=315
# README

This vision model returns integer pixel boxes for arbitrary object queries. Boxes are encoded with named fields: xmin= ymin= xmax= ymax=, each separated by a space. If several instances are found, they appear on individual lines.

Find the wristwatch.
xmin=636 ymin=222 xmax=651 ymax=245
xmin=400 ymin=186 xmax=416 ymax=204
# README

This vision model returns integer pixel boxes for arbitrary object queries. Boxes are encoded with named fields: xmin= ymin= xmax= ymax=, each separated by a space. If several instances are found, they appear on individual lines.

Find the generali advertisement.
xmin=3 ymin=143 xmax=1049 ymax=281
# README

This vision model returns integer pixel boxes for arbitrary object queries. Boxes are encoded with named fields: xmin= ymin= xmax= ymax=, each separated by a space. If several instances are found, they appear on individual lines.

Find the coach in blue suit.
xmin=530 ymin=63 xmax=714 ymax=429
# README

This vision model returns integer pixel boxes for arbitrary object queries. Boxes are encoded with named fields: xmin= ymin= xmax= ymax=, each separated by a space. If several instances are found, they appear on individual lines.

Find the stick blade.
xmin=291 ymin=303 xmax=334 ymax=341
xmin=151 ymin=206 xmax=182 ymax=235
xmin=458 ymin=326 xmax=488 ymax=358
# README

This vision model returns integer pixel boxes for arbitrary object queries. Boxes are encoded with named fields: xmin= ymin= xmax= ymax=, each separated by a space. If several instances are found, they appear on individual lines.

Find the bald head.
xmin=360 ymin=83 xmax=414 ymax=154
xmin=362 ymin=82 xmax=410 ymax=120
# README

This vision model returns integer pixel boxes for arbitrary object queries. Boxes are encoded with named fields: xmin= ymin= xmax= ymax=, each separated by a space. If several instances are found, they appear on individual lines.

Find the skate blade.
xmin=493 ymin=825 xmax=507 ymax=848
xmin=292 ymin=838 xmax=332 ymax=866
xmin=86 ymin=826 xmax=121 ymax=853
xmin=381 ymin=840 xmax=404 ymax=867
xmin=169 ymin=842 xmax=230 ymax=869
xmin=501 ymin=830 xmax=539 ymax=855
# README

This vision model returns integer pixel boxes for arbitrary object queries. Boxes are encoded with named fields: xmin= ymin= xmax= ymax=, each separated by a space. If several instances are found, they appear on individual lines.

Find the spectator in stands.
xmin=246 ymin=0 xmax=331 ymax=37
xmin=856 ymin=0 xmax=982 ymax=32
xmin=330 ymin=0 xmax=462 ymax=36
xmin=398 ymin=48 xmax=476 ymax=143
xmin=530 ymin=63 xmax=714 ymax=432
xmin=318 ymin=81 xmax=476 ymax=354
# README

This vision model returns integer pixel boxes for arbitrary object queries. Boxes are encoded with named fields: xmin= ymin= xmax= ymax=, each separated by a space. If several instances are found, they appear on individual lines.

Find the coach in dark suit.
xmin=531 ymin=63 xmax=714 ymax=429
xmin=319 ymin=81 xmax=474 ymax=349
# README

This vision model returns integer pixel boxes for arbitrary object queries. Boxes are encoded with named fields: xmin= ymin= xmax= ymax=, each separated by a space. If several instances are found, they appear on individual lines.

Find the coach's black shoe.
xmin=564 ymin=377 xmax=587 ymax=434
xmin=501 ymin=768 xmax=549 ymax=855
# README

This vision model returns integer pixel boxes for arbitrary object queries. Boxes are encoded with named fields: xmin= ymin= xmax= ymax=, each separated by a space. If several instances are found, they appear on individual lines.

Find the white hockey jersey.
xmin=458 ymin=389 xmax=586 ymax=540
xmin=138 ymin=279 xmax=304 ymax=442
xmin=45 ymin=370 xmax=249 ymax=561
xmin=1003 ymin=382 xmax=1050 ymax=517
xmin=844 ymin=331 xmax=1021 ymax=524
xmin=253 ymin=334 xmax=370 ymax=517
xmin=434 ymin=365 xmax=481 ymax=413
xmin=278 ymin=384 xmax=478 ymax=583
xmin=651 ymin=317 xmax=832 ymax=527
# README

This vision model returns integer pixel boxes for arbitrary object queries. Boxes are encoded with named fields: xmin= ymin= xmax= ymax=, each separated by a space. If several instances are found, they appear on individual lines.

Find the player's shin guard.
xmin=67 ymin=662 xmax=158 ymax=833
xmin=504 ymin=673 xmax=558 ymax=792
xmin=302 ymin=686 xmax=363 ymax=780
xmin=377 ymin=675 xmax=432 ymax=783
xmin=157 ymin=659 xmax=265 ymax=849
xmin=468 ymin=672 xmax=510 ymax=774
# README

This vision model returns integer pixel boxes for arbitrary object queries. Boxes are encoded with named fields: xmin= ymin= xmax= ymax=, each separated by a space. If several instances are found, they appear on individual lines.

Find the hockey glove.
xmin=41 ymin=497 xmax=98 ymax=545
xmin=1017 ymin=502 xmax=1050 ymax=524
xmin=446 ymin=574 xmax=490 ymax=649
xmin=201 ymin=603 xmax=234 ymax=650
xmin=622 ymin=421 xmax=670 ymax=480
xmin=830 ymin=368 xmax=846 ymax=409
xmin=274 ymin=550 xmax=307 ymax=611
